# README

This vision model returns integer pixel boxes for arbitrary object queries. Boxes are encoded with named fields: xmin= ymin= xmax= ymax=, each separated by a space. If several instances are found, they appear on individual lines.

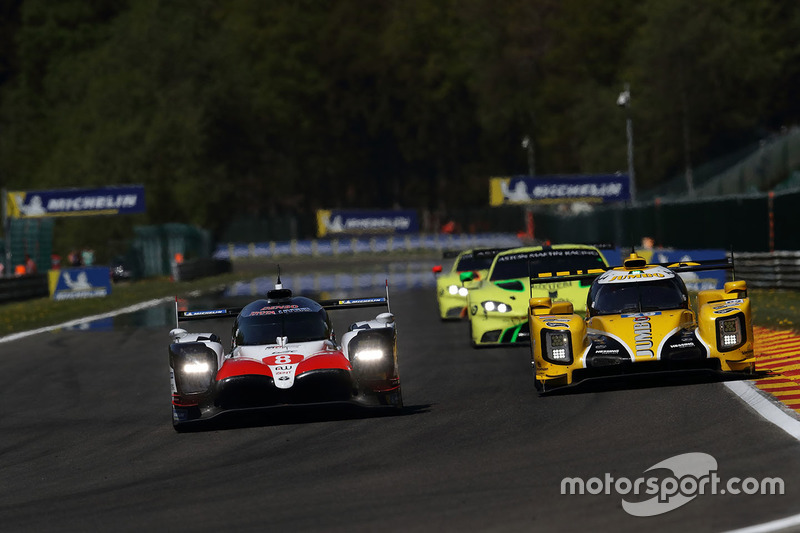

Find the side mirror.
xmin=724 ymin=280 xmax=747 ymax=294
xmin=432 ymin=265 xmax=443 ymax=274
xmin=459 ymin=271 xmax=476 ymax=283
xmin=550 ymin=301 xmax=574 ymax=315
xmin=529 ymin=297 xmax=553 ymax=316
xmin=376 ymin=312 xmax=395 ymax=324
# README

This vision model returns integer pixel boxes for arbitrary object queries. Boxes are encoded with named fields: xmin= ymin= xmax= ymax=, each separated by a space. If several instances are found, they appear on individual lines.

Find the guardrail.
xmin=0 ymin=274 xmax=50 ymax=304
xmin=0 ymin=245 xmax=797 ymax=306
xmin=735 ymin=251 xmax=800 ymax=290
xmin=213 ymin=233 xmax=525 ymax=260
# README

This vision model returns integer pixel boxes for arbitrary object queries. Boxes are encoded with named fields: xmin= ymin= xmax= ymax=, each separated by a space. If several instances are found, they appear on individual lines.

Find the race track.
xmin=1 ymin=276 xmax=799 ymax=532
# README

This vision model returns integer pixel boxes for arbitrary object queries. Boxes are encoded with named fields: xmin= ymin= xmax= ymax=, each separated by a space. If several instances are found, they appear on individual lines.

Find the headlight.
xmin=355 ymin=349 xmax=385 ymax=361
xmin=482 ymin=300 xmax=511 ymax=313
xmin=176 ymin=356 xmax=216 ymax=394
xmin=447 ymin=285 xmax=469 ymax=297
xmin=184 ymin=361 xmax=210 ymax=374
xmin=717 ymin=313 xmax=745 ymax=351
xmin=542 ymin=330 xmax=572 ymax=364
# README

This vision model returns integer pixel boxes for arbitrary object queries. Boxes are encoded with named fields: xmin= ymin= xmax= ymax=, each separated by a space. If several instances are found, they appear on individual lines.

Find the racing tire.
xmin=378 ymin=386 xmax=404 ymax=410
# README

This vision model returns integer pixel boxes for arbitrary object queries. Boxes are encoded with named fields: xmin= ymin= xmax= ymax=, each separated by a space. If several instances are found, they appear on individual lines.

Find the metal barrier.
xmin=1 ymin=246 xmax=797 ymax=306
xmin=736 ymin=251 xmax=800 ymax=290
xmin=213 ymin=233 xmax=524 ymax=260
xmin=0 ymin=274 xmax=50 ymax=304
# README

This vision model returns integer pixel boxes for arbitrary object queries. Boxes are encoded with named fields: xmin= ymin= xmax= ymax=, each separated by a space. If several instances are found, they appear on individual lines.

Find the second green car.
xmin=466 ymin=244 xmax=608 ymax=347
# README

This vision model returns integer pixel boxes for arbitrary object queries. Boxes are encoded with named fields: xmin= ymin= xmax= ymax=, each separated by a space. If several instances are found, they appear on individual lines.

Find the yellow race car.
xmin=432 ymin=248 xmax=509 ymax=320
xmin=528 ymin=252 xmax=756 ymax=392
xmin=466 ymin=244 xmax=609 ymax=347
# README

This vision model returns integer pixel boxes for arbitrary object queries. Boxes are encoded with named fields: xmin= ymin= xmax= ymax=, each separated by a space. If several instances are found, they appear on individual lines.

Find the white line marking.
xmin=0 ymin=297 xmax=172 ymax=344
xmin=723 ymin=380 xmax=800 ymax=532
xmin=724 ymin=380 xmax=800 ymax=440
xmin=724 ymin=511 xmax=800 ymax=533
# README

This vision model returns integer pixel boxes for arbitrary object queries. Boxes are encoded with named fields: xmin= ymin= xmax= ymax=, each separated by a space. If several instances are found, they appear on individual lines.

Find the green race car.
xmin=433 ymin=248 xmax=509 ymax=320
xmin=466 ymin=244 xmax=609 ymax=347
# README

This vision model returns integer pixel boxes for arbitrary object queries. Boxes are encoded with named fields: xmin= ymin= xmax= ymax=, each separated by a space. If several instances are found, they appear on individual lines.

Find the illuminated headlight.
xmin=542 ymin=330 xmax=572 ymax=364
xmin=717 ymin=314 xmax=745 ymax=351
xmin=482 ymin=301 xmax=511 ymax=313
xmin=458 ymin=287 xmax=469 ymax=297
xmin=184 ymin=361 xmax=211 ymax=374
xmin=175 ymin=353 xmax=216 ymax=394
xmin=448 ymin=285 xmax=459 ymax=295
xmin=355 ymin=349 xmax=385 ymax=361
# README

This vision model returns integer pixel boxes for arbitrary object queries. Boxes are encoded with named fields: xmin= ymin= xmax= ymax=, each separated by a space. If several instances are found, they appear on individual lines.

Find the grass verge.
xmin=0 ymin=272 xmax=248 ymax=336
xmin=750 ymin=289 xmax=800 ymax=332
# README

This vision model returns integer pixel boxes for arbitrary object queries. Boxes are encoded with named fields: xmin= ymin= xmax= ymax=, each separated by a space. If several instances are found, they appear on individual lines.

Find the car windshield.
xmin=456 ymin=252 xmax=498 ymax=272
xmin=589 ymin=277 xmax=688 ymax=316
xmin=490 ymin=249 xmax=605 ymax=281
xmin=234 ymin=299 xmax=330 ymax=345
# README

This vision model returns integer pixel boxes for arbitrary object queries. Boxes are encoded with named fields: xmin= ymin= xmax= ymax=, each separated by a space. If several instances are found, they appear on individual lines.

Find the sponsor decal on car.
xmin=184 ymin=309 xmax=228 ymax=317
xmin=263 ymin=354 xmax=303 ymax=389
xmin=338 ymin=298 xmax=386 ymax=305
xmin=712 ymin=300 xmax=745 ymax=314
xmin=632 ymin=315 xmax=654 ymax=357
xmin=542 ymin=317 xmax=571 ymax=328
xmin=247 ymin=305 xmax=313 ymax=316
xmin=669 ymin=342 xmax=696 ymax=349
xmin=599 ymin=267 xmax=675 ymax=284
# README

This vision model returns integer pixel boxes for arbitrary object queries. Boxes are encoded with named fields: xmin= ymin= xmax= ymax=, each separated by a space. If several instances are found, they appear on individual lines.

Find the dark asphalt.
xmin=1 ymin=284 xmax=799 ymax=532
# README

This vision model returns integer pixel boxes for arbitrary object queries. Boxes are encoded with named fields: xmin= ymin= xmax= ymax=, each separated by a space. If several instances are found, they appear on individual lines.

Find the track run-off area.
xmin=753 ymin=327 xmax=800 ymax=412
xmin=1 ymin=267 xmax=800 ymax=532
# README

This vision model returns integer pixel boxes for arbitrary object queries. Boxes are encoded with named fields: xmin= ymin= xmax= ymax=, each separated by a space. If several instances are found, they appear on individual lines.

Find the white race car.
xmin=169 ymin=277 xmax=402 ymax=431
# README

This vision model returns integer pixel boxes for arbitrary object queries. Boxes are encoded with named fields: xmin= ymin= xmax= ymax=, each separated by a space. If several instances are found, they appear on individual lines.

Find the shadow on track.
xmin=538 ymin=370 xmax=771 ymax=397
xmin=175 ymin=403 xmax=432 ymax=433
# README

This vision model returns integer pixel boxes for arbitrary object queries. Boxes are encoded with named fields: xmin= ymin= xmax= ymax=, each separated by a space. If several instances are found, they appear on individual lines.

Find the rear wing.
xmin=528 ymin=255 xmax=734 ymax=292
xmin=317 ymin=296 xmax=389 ymax=310
xmin=175 ymin=282 xmax=392 ymax=326
xmin=177 ymin=306 xmax=241 ymax=322
xmin=321 ymin=279 xmax=392 ymax=312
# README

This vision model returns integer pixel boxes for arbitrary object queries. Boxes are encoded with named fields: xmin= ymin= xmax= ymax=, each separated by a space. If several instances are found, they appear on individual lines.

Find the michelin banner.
xmin=48 ymin=267 xmax=112 ymax=301
xmin=489 ymin=175 xmax=631 ymax=206
xmin=6 ymin=185 xmax=146 ymax=218
xmin=316 ymin=209 xmax=419 ymax=238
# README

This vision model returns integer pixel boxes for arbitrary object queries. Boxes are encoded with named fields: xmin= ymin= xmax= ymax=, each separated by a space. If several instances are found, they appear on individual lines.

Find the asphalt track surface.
xmin=2 ymin=283 xmax=800 ymax=531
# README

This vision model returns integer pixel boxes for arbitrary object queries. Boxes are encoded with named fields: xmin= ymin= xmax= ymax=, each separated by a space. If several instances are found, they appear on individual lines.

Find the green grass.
xmin=0 ymin=272 xmax=248 ymax=336
xmin=750 ymin=289 xmax=800 ymax=332
xmin=0 ymin=267 xmax=798 ymax=337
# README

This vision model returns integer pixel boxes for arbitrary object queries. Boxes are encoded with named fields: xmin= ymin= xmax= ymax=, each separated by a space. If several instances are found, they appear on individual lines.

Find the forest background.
xmin=0 ymin=0 xmax=797 ymax=257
